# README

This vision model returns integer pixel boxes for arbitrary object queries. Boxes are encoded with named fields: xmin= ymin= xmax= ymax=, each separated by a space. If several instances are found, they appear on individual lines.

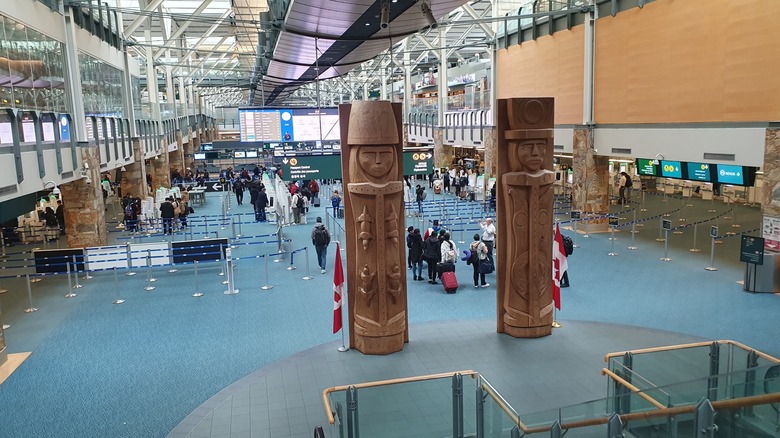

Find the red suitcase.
xmin=441 ymin=271 xmax=458 ymax=294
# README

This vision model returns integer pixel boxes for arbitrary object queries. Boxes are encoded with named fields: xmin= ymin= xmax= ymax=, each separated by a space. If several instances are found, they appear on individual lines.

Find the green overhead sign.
xmin=281 ymin=155 xmax=343 ymax=180
xmin=403 ymin=149 xmax=433 ymax=176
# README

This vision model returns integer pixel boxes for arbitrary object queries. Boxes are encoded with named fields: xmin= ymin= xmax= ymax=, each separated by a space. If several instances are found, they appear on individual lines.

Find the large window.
xmin=79 ymin=52 xmax=124 ymax=117
xmin=0 ymin=15 xmax=67 ymax=112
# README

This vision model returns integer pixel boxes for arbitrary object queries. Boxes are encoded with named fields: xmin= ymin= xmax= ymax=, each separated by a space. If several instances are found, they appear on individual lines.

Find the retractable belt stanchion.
xmin=218 ymin=243 xmax=226 ymax=276
xmin=144 ymin=249 xmax=156 ymax=291
xmin=125 ymin=244 xmax=136 ymax=276
xmin=628 ymin=218 xmax=638 ymax=251
xmin=705 ymin=235 xmax=719 ymax=271
xmin=608 ymin=225 xmax=618 ymax=256
xmin=660 ymin=228 xmax=672 ymax=262
xmin=302 ymin=247 xmax=313 ymax=280
xmin=231 ymin=217 xmax=237 ymax=247
xmin=260 ymin=255 xmax=273 ymax=290
xmin=24 ymin=274 xmax=38 ymax=313
xmin=287 ymin=250 xmax=297 ymax=271
xmin=205 ymin=216 xmax=209 ymax=237
xmin=572 ymin=220 xmax=580 ymax=248
xmin=112 ymin=267 xmax=125 ymax=304
xmin=690 ymin=224 xmax=701 ymax=253
xmin=457 ymin=220 xmax=465 ymax=244
xmin=656 ymin=217 xmax=666 ymax=242
xmin=71 ymin=255 xmax=82 ymax=289
xmin=193 ymin=260 xmax=204 ymax=297
xmin=1 ymin=231 xmax=7 ymax=258
xmin=65 ymin=259 xmax=78 ymax=298
xmin=274 ymin=227 xmax=284 ymax=263
xmin=640 ymin=190 xmax=647 ymax=212
xmin=82 ymin=252 xmax=92 ymax=280
xmin=237 ymin=215 xmax=243 ymax=237
xmin=223 ymin=248 xmax=238 ymax=295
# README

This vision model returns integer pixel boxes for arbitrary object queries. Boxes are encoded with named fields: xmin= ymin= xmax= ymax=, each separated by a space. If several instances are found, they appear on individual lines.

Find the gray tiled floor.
xmin=168 ymin=319 xmax=706 ymax=438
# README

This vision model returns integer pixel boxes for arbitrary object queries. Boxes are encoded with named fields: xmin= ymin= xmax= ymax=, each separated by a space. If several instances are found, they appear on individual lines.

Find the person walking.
xmin=422 ymin=230 xmax=441 ymax=284
xmin=311 ymin=217 xmax=331 ymax=274
xmin=55 ymin=200 xmax=65 ymax=235
xmin=443 ymin=170 xmax=451 ymax=193
xmin=330 ymin=190 xmax=341 ymax=217
xmin=406 ymin=226 xmax=415 ymax=269
xmin=291 ymin=191 xmax=303 ymax=224
xmin=468 ymin=234 xmax=489 ymax=288
xmin=233 ymin=178 xmax=244 ymax=205
xmin=415 ymin=184 xmax=424 ymax=216
xmin=408 ymin=228 xmax=424 ymax=281
xmin=619 ymin=171 xmax=632 ymax=205
xmin=478 ymin=217 xmax=496 ymax=261
xmin=160 ymin=197 xmax=175 ymax=235
xmin=255 ymin=187 xmax=269 ymax=222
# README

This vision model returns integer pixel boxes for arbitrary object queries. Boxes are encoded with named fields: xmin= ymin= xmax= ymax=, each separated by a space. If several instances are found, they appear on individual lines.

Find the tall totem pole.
xmin=340 ymin=101 xmax=408 ymax=355
xmin=496 ymin=98 xmax=556 ymax=338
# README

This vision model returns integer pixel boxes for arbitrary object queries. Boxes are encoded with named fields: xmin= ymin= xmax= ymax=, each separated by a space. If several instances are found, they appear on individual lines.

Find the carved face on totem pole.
xmin=510 ymin=140 xmax=547 ymax=173
xmin=357 ymin=146 xmax=396 ymax=181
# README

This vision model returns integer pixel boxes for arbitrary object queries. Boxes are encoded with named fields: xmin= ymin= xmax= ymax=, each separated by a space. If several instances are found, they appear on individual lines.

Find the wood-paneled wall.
xmin=496 ymin=0 xmax=780 ymax=125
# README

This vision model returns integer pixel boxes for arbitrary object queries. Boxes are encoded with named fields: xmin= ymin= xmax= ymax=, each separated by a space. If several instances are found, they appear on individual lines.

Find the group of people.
xmin=233 ymin=178 xmax=270 ymax=222
xmin=289 ymin=180 xmax=321 ymax=224
xmin=406 ymin=217 xmax=496 ymax=289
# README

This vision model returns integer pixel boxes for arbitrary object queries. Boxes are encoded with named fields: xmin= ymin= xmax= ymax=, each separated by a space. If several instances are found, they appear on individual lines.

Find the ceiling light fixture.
xmin=421 ymin=1 xmax=438 ymax=29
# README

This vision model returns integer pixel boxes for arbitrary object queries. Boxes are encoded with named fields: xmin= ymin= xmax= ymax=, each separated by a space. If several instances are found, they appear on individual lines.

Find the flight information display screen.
xmin=636 ymin=158 xmax=657 ymax=176
xmin=716 ymin=165 xmax=745 ymax=185
xmin=686 ymin=162 xmax=711 ymax=182
xmin=239 ymin=107 xmax=340 ymax=143
xmin=660 ymin=160 xmax=682 ymax=179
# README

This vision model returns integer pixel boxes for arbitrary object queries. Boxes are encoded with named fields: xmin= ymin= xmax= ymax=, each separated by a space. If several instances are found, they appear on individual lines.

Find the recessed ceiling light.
xmin=366 ymin=22 xmax=371 ymax=26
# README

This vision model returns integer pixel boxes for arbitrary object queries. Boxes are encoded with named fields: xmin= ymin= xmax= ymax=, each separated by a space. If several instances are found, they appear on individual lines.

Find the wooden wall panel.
xmin=595 ymin=0 xmax=780 ymax=124
xmin=496 ymin=26 xmax=584 ymax=125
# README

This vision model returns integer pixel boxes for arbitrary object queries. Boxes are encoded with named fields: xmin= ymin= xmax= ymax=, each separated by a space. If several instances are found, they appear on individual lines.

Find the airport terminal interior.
xmin=0 ymin=0 xmax=779 ymax=437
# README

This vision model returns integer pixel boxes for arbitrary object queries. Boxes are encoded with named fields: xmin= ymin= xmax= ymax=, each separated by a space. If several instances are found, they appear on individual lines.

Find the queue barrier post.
xmin=689 ymin=224 xmax=701 ymax=253
xmin=112 ymin=267 xmax=125 ymax=304
xmin=144 ymin=250 xmax=156 ymax=291
xmin=71 ymin=255 xmax=83 ymax=289
xmin=231 ymin=217 xmax=237 ymax=245
xmin=24 ymin=274 xmax=38 ymax=313
xmin=302 ymin=247 xmax=313 ymax=280
xmin=224 ymin=248 xmax=238 ymax=295
xmin=457 ymin=220 xmax=465 ymax=244
xmin=656 ymin=217 xmax=665 ymax=242
xmin=82 ymin=253 xmax=93 ymax=280
xmin=628 ymin=219 xmax=638 ymax=251
xmin=572 ymin=220 xmax=580 ymax=248
xmin=65 ymin=260 xmax=78 ymax=298
xmin=608 ymin=226 xmax=618 ymax=257
xmin=125 ymin=244 xmax=136 ymax=276
xmin=218 ymin=244 xmax=226 ymax=276
xmin=260 ymin=255 xmax=273 ymax=290
xmin=660 ymin=229 xmax=672 ymax=262
xmin=193 ymin=260 xmax=204 ymax=297
xmin=287 ymin=250 xmax=298 ymax=271
xmin=1 ymin=231 xmax=7 ymax=258
xmin=705 ymin=236 xmax=719 ymax=271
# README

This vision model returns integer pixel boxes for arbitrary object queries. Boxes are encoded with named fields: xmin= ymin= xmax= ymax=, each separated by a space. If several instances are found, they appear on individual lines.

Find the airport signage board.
xmin=685 ymin=162 xmax=711 ymax=182
xmin=281 ymin=154 xmax=343 ymax=181
xmin=403 ymin=149 xmax=433 ymax=176
xmin=716 ymin=164 xmax=745 ymax=185
xmin=660 ymin=160 xmax=682 ymax=179
xmin=636 ymin=158 xmax=657 ymax=176
xmin=740 ymin=235 xmax=764 ymax=265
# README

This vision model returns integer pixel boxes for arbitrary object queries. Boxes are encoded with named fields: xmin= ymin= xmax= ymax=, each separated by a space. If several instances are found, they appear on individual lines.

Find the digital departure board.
xmin=686 ymin=162 xmax=711 ymax=182
xmin=239 ymin=107 xmax=340 ymax=143
xmin=636 ymin=158 xmax=657 ymax=176
xmin=660 ymin=160 xmax=682 ymax=179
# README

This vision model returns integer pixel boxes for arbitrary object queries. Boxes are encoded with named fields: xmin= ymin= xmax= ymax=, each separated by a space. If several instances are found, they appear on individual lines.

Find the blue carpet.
xmin=0 ymin=184 xmax=777 ymax=438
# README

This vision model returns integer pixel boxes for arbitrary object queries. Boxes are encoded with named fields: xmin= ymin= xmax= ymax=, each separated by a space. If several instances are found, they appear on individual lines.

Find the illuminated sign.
xmin=635 ymin=158 xmax=657 ymax=176
xmin=716 ymin=165 xmax=744 ymax=185
xmin=660 ymin=160 xmax=682 ymax=179
xmin=686 ymin=162 xmax=711 ymax=182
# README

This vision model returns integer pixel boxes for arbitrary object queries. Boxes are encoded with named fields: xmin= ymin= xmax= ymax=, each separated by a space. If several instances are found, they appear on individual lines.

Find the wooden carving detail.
xmin=340 ymin=101 xmax=408 ymax=355
xmin=496 ymin=98 xmax=555 ymax=338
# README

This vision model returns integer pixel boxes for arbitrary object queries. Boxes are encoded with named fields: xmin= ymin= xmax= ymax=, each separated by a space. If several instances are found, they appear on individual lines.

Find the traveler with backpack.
xmin=330 ymin=190 xmax=341 ymax=218
xmin=311 ymin=217 xmax=331 ymax=274
xmin=618 ymin=171 xmax=632 ymax=205
xmin=233 ymin=178 xmax=245 ymax=205
xmin=467 ymin=234 xmax=489 ymax=288
xmin=407 ymin=228 xmax=424 ymax=281
xmin=291 ymin=192 xmax=304 ymax=224
xmin=422 ymin=230 xmax=441 ymax=284
xmin=561 ymin=234 xmax=573 ymax=287
xmin=415 ymin=184 xmax=425 ymax=215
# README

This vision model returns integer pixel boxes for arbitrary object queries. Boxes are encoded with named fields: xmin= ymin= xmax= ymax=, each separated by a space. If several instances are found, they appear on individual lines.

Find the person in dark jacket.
xmin=408 ymin=228 xmax=424 ymax=281
xmin=406 ymin=226 xmax=415 ymax=269
xmin=415 ymin=185 xmax=424 ymax=215
xmin=160 ymin=197 xmax=175 ymax=234
xmin=55 ymin=200 xmax=65 ymax=235
xmin=422 ymin=230 xmax=441 ymax=284
xmin=233 ymin=178 xmax=244 ymax=205
xmin=255 ymin=187 xmax=269 ymax=222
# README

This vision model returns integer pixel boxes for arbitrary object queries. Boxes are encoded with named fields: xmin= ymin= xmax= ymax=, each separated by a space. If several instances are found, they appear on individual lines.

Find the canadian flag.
xmin=552 ymin=223 xmax=569 ymax=310
xmin=333 ymin=242 xmax=344 ymax=334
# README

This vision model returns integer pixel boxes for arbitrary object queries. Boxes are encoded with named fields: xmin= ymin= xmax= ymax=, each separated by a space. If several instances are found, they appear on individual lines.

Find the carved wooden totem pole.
xmin=496 ymin=98 xmax=556 ymax=338
xmin=339 ymin=101 xmax=408 ymax=355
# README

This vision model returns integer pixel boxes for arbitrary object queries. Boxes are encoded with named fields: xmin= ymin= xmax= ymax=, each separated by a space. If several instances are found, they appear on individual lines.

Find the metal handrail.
xmin=321 ymin=370 xmax=478 ymax=424
xmin=601 ymin=368 xmax=666 ymax=409
xmin=604 ymin=339 xmax=780 ymax=363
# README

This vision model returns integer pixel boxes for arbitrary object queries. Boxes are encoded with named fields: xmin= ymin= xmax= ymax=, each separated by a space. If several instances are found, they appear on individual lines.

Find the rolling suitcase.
xmin=312 ymin=196 xmax=321 ymax=207
xmin=441 ymin=271 xmax=458 ymax=294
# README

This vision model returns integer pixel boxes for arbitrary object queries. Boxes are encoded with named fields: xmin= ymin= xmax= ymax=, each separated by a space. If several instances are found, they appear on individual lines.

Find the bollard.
xmin=572 ymin=220 xmax=580 ymax=248
xmin=660 ymin=229 xmax=672 ymax=262
xmin=112 ymin=267 xmax=125 ymax=304
xmin=705 ymin=236 xmax=719 ymax=271
xmin=72 ymin=255 xmax=83 ymax=289
xmin=144 ymin=250 xmax=156 ymax=291
xmin=731 ymin=209 xmax=741 ymax=228
xmin=24 ymin=274 xmax=38 ymax=313
xmin=656 ymin=217 xmax=666 ymax=242
xmin=608 ymin=226 xmax=618 ymax=256
xmin=223 ymin=248 xmax=238 ymax=294
xmin=302 ymin=247 xmax=313 ymax=280
xmin=287 ymin=250 xmax=297 ymax=271
xmin=125 ymin=244 xmax=137 ymax=276
xmin=65 ymin=260 xmax=78 ymax=298
xmin=260 ymin=255 xmax=274 ymax=290
xmin=640 ymin=191 xmax=647 ymax=212
xmin=193 ymin=260 xmax=204 ymax=297
xmin=689 ymin=224 xmax=701 ymax=253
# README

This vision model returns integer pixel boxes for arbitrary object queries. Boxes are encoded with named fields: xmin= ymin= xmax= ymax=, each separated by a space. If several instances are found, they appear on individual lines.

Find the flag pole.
xmin=339 ymin=327 xmax=349 ymax=352
xmin=552 ymin=308 xmax=562 ymax=328
xmin=333 ymin=241 xmax=349 ymax=352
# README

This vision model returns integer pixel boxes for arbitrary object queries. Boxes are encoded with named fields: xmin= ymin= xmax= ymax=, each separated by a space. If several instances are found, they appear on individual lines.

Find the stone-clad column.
xmin=495 ymin=98 xmax=555 ymax=338
xmin=61 ymin=143 xmax=108 ymax=248
xmin=483 ymin=127 xmax=498 ymax=179
xmin=150 ymin=136 xmax=171 ymax=192
xmin=761 ymin=128 xmax=780 ymax=251
xmin=340 ymin=101 xmax=408 ymax=355
xmin=120 ymin=138 xmax=149 ymax=200
xmin=572 ymin=127 xmax=609 ymax=233
xmin=183 ymin=128 xmax=196 ymax=172
xmin=433 ymin=128 xmax=453 ymax=169
xmin=0 ymin=301 xmax=6 ymax=367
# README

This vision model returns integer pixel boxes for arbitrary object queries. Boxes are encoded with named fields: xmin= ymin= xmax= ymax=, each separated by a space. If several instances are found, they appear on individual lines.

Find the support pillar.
xmin=761 ymin=128 xmax=780 ymax=251
xmin=183 ymin=127 xmax=195 ymax=172
xmin=572 ymin=127 xmax=609 ymax=233
xmin=121 ymin=138 xmax=149 ymax=200
xmin=169 ymin=130 xmax=185 ymax=182
xmin=150 ymin=135 xmax=171 ymax=192
xmin=61 ymin=143 xmax=108 ymax=248
xmin=0 ymin=300 xmax=6 ymax=367
xmin=483 ymin=127 xmax=498 ymax=179
xmin=433 ymin=128 xmax=453 ymax=169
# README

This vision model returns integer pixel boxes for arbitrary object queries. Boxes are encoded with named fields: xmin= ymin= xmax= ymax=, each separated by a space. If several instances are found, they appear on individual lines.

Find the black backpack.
xmin=296 ymin=195 xmax=304 ymax=208
xmin=562 ymin=236 xmax=574 ymax=256
xmin=313 ymin=227 xmax=330 ymax=246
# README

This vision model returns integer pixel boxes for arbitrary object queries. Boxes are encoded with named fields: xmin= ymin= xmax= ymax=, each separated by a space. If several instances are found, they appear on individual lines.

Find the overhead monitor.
xmin=660 ymin=160 xmax=682 ymax=179
xmin=686 ymin=162 xmax=711 ymax=182
xmin=59 ymin=115 xmax=70 ymax=142
xmin=234 ymin=151 xmax=246 ymax=158
xmin=194 ymin=153 xmax=206 ymax=160
xmin=635 ymin=158 xmax=657 ymax=176
xmin=716 ymin=164 xmax=745 ymax=185
xmin=201 ymin=144 xmax=213 ymax=151
xmin=238 ymin=107 xmax=340 ymax=143
xmin=21 ymin=113 xmax=37 ymax=143
xmin=246 ymin=150 xmax=258 ymax=158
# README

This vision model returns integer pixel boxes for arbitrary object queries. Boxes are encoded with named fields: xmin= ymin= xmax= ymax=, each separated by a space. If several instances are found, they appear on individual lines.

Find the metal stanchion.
xmin=218 ymin=243 xmax=226 ymax=276
xmin=193 ymin=260 xmax=204 ymax=297
xmin=125 ymin=244 xmax=136 ymax=276
xmin=731 ymin=209 xmax=741 ymax=228
xmin=260 ymin=255 xmax=273 ymax=290
xmin=689 ymin=224 xmax=701 ymax=253
xmin=628 ymin=218 xmax=638 ymax=251
xmin=112 ymin=267 xmax=125 ymax=304
xmin=237 ymin=215 xmax=243 ymax=237
xmin=71 ymin=255 xmax=82 ymax=289
xmin=144 ymin=250 xmax=156 ymax=291
xmin=656 ymin=217 xmax=666 ymax=242
xmin=82 ymin=253 xmax=92 ymax=280
xmin=1 ymin=231 xmax=7 ymax=258
xmin=608 ymin=226 xmax=618 ymax=256
xmin=205 ymin=216 xmax=209 ymax=236
xmin=223 ymin=248 xmax=238 ymax=294
xmin=65 ymin=260 xmax=78 ymax=298
xmin=457 ymin=220 xmax=465 ymax=244
xmin=302 ymin=247 xmax=313 ymax=280
xmin=24 ymin=274 xmax=38 ymax=313
xmin=660 ymin=229 xmax=672 ymax=262
xmin=640 ymin=191 xmax=647 ymax=212
xmin=572 ymin=220 xmax=580 ymax=248
xmin=274 ymin=227 xmax=284 ymax=263
xmin=287 ymin=250 xmax=297 ymax=271
xmin=705 ymin=236 xmax=719 ymax=271
xmin=231 ymin=217 xmax=237 ymax=245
